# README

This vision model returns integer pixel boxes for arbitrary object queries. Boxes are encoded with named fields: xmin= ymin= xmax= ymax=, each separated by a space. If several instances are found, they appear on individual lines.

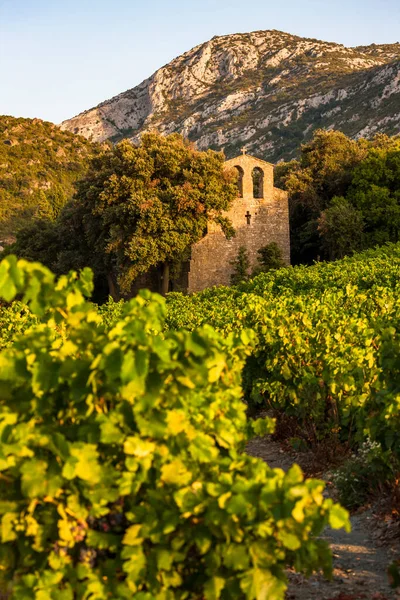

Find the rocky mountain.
xmin=60 ymin=30 xmax=400 ymax=161
xmin=0 ymin=116 xmax=97 ymax=242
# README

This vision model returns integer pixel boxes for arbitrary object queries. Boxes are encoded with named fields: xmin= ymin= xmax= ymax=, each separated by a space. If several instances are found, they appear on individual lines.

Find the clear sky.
xmin=1 ymin=0 xmax=399 ymax=124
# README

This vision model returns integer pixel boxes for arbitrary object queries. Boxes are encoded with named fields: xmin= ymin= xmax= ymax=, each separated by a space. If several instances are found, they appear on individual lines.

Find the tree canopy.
xmin=276 ymin=130 xmax=400 ymax=263
xmin=7 ymin=132 xmax=238 ymax=298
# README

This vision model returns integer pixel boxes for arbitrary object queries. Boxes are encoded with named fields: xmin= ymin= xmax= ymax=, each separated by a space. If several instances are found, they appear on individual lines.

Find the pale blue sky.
xmin=1 ymin=0 xmax=399 ymax=124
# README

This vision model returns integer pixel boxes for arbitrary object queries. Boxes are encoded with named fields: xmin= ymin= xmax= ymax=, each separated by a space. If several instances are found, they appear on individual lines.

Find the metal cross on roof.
xmin=241 ymin=146 xmax=247 ymax=155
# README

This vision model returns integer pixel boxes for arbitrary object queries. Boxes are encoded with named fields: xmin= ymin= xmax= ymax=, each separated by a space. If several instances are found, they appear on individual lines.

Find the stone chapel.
xmin=187 ymin=149 xmax=290 ymax=293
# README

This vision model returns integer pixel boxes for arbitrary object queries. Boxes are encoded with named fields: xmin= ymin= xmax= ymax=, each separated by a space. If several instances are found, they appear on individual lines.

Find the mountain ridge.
xmin=60 ymin=30 xmax=400 ymax=161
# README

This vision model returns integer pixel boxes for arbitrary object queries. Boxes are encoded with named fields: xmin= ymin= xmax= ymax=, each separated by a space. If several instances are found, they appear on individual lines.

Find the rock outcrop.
xmin=60 ymin=30 xmax=400 ymax=161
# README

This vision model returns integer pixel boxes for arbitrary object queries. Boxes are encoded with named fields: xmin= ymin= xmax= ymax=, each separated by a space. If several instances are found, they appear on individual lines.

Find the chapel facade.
xmin=187 ymin=150 xmax=290 ymax=293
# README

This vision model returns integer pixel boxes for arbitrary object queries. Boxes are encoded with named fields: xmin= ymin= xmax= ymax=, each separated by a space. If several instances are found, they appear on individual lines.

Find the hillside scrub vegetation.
xmin=0 ymin=255 xmax=350 ymax=599
xmin=0 ymin=116 xmax=98 ymax=243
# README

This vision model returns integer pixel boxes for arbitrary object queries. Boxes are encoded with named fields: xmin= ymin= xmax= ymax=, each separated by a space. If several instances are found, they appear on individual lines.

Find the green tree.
xmin=2 ymin=219 xmax=60 ymax=267
xmin=318 ymin=197 xmax=364 ymax=260
xmin=230 ymin=246 xmax=250 ymax=285
xmin=277 ymin=129 xmax=367 ymax=264
xmin=3 ymin=199 xmax=115 ymax=304
xmin=253 ymin=242 xmax=285 ymax=275
xmin=348 ymin=146 xmax=400 ymax=246
xmin=276 ymin=130 xmax=400 ymax=263
xmin=74 ymin=132 xmax=237 ymax=296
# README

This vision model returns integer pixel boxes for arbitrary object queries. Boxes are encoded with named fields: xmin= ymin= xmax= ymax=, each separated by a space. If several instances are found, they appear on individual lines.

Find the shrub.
xmin=230 ymin=246 xmax=250 ymax=285
xmin=253 ymin=243 xmax=285 ymax=276
xmin=332 ymin=439 xmax=398 ymax=509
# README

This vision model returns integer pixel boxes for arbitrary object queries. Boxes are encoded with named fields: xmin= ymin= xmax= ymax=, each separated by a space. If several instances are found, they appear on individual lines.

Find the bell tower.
xmin=188 ymin=151 xmax=290 ymax=292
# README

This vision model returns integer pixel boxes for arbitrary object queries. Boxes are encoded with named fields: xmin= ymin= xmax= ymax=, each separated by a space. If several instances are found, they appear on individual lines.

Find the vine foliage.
xmin=0 ymin=256 xmax=349 ymax=599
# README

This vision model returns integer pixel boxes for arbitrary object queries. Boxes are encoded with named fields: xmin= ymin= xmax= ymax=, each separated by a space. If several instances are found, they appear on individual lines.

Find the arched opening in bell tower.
xmin=252 ymin=167 xmax=264 ymax=199
xmin=234 ymin=165 xmax=244 ymax=198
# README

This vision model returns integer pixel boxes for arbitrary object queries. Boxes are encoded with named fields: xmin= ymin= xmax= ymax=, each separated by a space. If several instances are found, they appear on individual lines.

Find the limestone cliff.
xmin=60 ymin=30 xmax=400 ymax=161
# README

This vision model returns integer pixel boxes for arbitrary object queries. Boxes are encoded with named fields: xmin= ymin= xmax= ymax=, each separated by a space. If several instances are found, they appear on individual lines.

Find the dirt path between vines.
xmin=246 ymin=436 xmax=400 ymax=600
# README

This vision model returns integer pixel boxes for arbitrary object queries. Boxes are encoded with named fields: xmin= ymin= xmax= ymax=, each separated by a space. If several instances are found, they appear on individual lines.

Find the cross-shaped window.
xmin=245 ymin=211 xmax=251 ymax=225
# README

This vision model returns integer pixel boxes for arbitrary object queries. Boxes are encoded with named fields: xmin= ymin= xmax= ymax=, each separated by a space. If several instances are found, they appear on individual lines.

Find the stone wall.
xmin=188 ymin=153 xmax=290 ymax=293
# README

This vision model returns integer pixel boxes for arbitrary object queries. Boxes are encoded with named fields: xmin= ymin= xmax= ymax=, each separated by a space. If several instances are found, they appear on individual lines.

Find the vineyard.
xmin=166 ymin=243 xmax=400 ymax=458
xmin=0 ymin=244 xmax=399 ymax=597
